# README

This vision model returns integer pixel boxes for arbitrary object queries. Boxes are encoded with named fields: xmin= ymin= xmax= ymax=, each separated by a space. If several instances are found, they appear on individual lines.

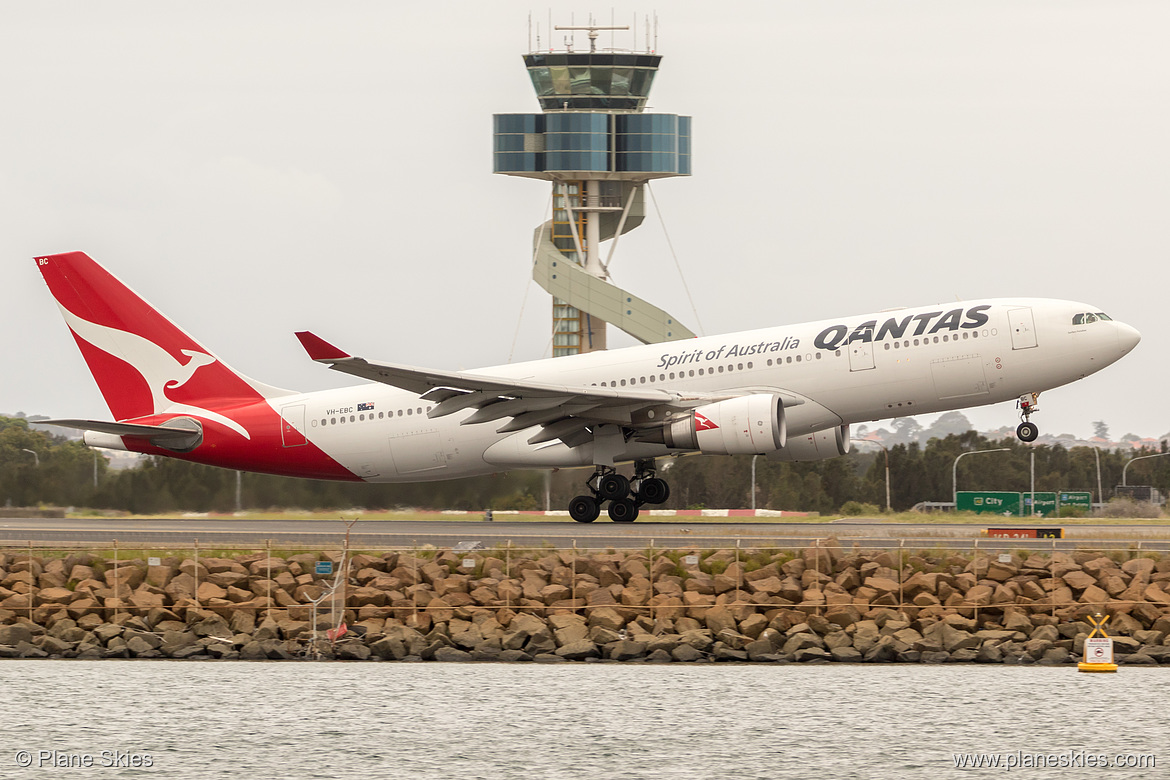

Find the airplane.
xmin=35 ymin=251 xmax=1141 ymax=523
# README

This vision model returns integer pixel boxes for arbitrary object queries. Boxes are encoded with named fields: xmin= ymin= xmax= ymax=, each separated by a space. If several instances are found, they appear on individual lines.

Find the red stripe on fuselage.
xmin=124 ymin=402 xmax=363 ymax=481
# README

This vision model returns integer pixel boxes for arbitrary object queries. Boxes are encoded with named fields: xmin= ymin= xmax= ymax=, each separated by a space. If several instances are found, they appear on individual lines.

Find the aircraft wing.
xmin=296 ymin=331 xmax=805 ymax=447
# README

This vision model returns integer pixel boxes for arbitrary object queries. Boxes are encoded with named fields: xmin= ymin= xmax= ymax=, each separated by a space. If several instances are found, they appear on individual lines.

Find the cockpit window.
xmin=1073 ymin=312 xmax=1112 ymax=325
xmin=1072 ymin=314 xmax=1084 ymax=325
xmin=1096 ymin=312 xmax=1112 ymax=321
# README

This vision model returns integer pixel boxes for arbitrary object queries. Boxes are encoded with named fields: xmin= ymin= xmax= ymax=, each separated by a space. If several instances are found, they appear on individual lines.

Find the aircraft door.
xmin=848 ymin=341 xmax=875 ymax=371
xmin=280 ymin=404 xmax=307 ymax=447
xmin=1008 ymin=308 xmax=1038 ymax=350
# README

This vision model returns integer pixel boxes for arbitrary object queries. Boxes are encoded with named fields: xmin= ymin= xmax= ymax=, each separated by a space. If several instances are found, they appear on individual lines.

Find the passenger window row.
xmin=592 ymin=349 xmax=838 ymax=388
xmin=313 ymin=406 xmax=433 ymax=427
xmin=881 ymin=329 xmax=995 ymax=350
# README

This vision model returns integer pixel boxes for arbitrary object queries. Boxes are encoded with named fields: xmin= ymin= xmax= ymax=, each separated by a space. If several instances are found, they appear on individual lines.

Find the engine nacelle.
xmin=769 ymin=425 xmax=851 ymax=462
xmin=664 ymin=394 xmax=787 ymax=455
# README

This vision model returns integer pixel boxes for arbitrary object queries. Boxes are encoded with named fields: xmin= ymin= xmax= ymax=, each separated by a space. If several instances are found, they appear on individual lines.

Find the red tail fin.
xmin=36 ymin=252 xmax=291 ymax=421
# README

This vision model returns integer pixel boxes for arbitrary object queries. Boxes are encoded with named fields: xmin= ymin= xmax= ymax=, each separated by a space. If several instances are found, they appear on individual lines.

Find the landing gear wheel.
xmin=597 ymin=473 xmax=630 ymax=501
xmin=569 ymin=495 xmax=600 ymax=523
xmin=637 ymin=477 xmax=670 ymax=505
xmin=1015 ymin=393 xmax=1040 ymax=443
xmin=608 ymin=498 xmax=640 ymax=523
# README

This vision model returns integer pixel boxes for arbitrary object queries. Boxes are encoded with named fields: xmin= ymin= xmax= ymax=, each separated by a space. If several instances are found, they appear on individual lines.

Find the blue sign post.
xmin=315 ymin=561 xmax=333 ymax=576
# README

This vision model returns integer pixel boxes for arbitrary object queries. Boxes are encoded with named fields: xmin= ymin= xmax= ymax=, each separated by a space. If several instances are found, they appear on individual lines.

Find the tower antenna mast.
xmin=554 ymin=24 xmax=627 ymax=54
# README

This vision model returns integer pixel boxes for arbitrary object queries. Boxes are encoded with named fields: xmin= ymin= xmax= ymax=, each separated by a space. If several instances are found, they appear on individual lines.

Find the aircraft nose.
xmin=1116 ymin=322 xmax=1141 ymax=354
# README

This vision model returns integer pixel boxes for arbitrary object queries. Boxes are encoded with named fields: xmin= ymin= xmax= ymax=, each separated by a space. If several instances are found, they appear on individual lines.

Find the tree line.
xmin=3 ymin=415 xmax=1168 ymax=514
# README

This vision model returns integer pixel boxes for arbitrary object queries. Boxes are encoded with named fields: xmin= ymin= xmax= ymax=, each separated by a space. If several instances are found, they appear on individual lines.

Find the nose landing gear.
xmin=568 ymin=460 xmax=670 ymax=523
xmin=1016 ymin=393 xmax=1040 ymax=442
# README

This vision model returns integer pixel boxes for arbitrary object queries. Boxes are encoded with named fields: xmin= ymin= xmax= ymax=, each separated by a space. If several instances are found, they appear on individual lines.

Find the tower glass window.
xmin=524 ymin=53 xmax=661 ymax=112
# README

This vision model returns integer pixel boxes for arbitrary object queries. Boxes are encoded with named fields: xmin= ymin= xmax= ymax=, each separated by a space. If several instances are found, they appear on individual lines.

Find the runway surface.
xmin=1 ymin=517 xmax=1168 ymax=550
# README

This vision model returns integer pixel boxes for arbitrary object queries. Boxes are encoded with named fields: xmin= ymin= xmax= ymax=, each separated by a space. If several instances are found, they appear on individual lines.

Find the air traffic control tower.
xmin=493 ymin=22 xmax=695 ymax=356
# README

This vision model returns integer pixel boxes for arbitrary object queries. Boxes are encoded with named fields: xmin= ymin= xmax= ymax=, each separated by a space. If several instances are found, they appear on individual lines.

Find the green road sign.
xmin=1022 ymin=492 xmax=1058 ymax=517
xmin=1059 ymin=491 xmax=1093 ymax=510
xmin=957 ymin=491 xmax=1021 ymax=515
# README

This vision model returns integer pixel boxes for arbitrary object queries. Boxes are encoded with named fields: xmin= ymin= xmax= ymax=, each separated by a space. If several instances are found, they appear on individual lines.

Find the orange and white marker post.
xmin=1078 ymin=613 xmax=1118 ymax=673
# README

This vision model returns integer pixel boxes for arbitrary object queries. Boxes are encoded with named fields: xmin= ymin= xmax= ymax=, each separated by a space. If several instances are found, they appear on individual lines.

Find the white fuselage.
xmin=270 ymin=298 xmax=1138 ymax=482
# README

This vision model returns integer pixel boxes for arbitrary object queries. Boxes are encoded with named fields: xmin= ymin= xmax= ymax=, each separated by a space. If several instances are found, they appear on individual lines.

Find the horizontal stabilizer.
xmin=43 ymin=418 xmax=204 ymax=452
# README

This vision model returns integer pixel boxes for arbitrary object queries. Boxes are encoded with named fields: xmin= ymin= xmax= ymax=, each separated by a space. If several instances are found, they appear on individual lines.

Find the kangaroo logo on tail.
xmin=37 ymin=252 xmax=295 ymax=438
xmin=170 ymin=350 xmax=218 ymax=390
xmin=57 ymin=305 xmax=253 ymax=439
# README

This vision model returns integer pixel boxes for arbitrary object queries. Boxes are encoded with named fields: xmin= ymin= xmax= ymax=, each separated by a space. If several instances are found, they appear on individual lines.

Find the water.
xmin=0 ymin=661 xmax=1164 ymax=779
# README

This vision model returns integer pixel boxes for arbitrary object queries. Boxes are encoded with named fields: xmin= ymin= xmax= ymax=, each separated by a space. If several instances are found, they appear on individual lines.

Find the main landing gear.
xmin=568 ymin=460 xmax=671 ymax=523
xmin=1016 ymin=392 xmax=1040 ymax=442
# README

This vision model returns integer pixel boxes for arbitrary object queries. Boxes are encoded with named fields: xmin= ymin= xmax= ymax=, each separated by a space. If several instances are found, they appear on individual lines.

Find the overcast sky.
xmin=2 ymin=1 xmax=1166 ymax=441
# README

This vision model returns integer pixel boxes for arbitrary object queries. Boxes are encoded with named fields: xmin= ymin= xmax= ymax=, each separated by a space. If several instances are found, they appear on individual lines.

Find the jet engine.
xmin=769 ymin=425 xmax=851 ymax=462
xmin=663 ymin=394 xmax=786 ymax=455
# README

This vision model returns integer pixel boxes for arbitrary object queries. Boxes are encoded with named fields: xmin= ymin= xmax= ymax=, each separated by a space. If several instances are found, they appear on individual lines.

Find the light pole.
xmin=1122 ymin=451 xmax=1170 ymax=487
xmin=1030 ymin=449 xmax=1035 ymax=517
xmin=751 ymin=454 xmax=758 ymax=512
xmin=19 ymin=448 xmax=39 ymax=508
xmin=952 ymin=448 xmax=1010 ymax=508
xmin=1093 ymin=446 xmax=1102 ymax=508
xmin=852 ymin=439 xmax=891 ymax=512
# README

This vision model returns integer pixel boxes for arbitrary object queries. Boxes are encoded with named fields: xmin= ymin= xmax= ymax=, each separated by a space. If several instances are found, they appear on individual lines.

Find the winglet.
xmin=295 ymin=331 xmax=352 ymax=362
